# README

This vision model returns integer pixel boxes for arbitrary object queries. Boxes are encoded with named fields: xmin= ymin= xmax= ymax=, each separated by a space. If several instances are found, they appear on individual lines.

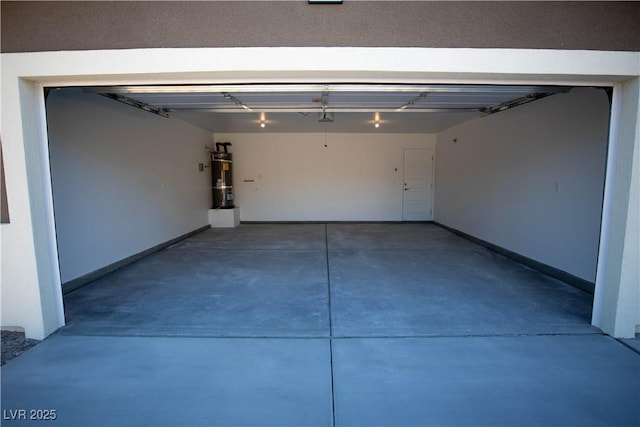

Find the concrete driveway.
xmin=2 ymin=224 xmax=639 ymax=426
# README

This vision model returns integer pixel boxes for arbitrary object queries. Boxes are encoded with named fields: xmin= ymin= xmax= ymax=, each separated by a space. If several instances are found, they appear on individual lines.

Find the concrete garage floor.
xmin=2 ymin=224 xmax=639 ymax=426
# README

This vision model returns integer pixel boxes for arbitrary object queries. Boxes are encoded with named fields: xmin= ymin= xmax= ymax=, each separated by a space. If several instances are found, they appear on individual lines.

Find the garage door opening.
xmin=43 ymin=83 xmax=611 ymax=335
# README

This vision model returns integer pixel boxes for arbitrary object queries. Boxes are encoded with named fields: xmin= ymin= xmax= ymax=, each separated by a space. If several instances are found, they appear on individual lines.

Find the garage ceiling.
xmin=84 ymin=84 xmax=571 ymax=133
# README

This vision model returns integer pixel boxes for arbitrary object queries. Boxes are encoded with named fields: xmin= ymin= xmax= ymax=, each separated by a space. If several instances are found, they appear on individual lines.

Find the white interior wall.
xmin=47 ymin=89 xmax=213 ymax=283
xmin=434 ymin=88 xmax=610 ymax=282
xmin=216 ymin=132 xmax=435 ymax=221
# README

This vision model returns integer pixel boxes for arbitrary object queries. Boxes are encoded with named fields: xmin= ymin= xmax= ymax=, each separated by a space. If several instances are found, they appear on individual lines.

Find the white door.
xmin=402 ymin=148 xmax=433 ymax=221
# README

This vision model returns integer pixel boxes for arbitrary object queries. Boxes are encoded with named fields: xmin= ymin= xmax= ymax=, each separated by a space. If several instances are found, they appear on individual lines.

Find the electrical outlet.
xmin=198 ymin=163 xmax=204 ymax=172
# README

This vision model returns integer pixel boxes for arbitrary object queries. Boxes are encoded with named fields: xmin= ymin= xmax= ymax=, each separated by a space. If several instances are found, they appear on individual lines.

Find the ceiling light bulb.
xmin=374 ymin=122 xmax=380 ymax=128
xmin=260 ymin=122 xmax=266 ymax=128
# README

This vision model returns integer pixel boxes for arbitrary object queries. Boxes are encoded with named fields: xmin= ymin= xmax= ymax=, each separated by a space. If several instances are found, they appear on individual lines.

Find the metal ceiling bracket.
xmin=480 ymin=91 xmax=566 ymax=116
xmin=318 ymin=112 xmax=334 ymax=123
xmin=222 ymin=92 xmax=252 ymax=111
xmin=98 ymin=93 xmax=169 ymax=118
xmin=396 ymin=92 xmax=429 ymax=111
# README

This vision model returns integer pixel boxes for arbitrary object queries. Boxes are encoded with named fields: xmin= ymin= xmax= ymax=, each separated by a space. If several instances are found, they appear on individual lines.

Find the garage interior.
xmin=46 ymin=83 xmax=609 ymax=294
xmin=2 ymin=0 xmax=639 ymax=423
xmin=4 ymin=83 xmax=636 ymax=426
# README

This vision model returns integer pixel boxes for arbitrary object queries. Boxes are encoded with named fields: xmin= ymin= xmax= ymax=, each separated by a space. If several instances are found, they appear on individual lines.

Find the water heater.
xmin=212 ymin=142 xmax=234 ymax=209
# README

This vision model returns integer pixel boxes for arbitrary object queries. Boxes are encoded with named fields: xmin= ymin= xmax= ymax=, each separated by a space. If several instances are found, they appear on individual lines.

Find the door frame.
xmin=402 ymin=148 xmax=434 ymax=221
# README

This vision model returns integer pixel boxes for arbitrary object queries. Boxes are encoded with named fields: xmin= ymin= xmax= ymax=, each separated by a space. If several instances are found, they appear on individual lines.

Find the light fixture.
xmin=259 ymin=113 xmax=268 ymax=128
xmin=373 ymin=112 xmax=381 ymax=128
